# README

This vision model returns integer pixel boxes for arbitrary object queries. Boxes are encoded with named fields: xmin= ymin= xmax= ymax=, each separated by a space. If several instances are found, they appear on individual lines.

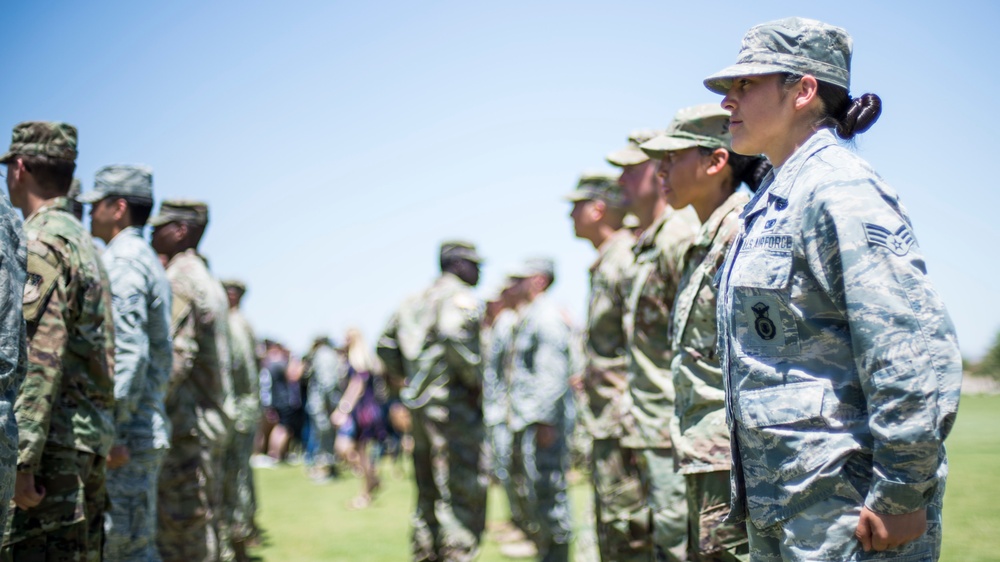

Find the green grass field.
xmin=251 ymin=394 xmax=1000 ymax=561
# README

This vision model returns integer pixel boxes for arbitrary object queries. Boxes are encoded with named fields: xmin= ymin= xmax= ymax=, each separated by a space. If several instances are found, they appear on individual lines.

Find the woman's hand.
xmin=855 ymin=507 xmax=926 ymax=552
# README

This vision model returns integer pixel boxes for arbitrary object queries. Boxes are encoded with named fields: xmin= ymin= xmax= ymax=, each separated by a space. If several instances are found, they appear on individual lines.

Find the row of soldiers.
xmin=379 ymin=16 xmax=963 ymax=562
xmin=375 ymin=104 xmax=753 ymax=562
xmin=0 ymin=121 xmax=260 ymax=562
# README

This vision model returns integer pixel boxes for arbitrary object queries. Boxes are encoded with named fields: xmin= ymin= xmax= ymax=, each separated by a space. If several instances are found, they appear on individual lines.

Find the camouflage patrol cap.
xmin=0 ymin=121 xmax=78 ymax=164
xmin=77 ymin=164 xmax=154 ymax=204
xmin=148 ymin=199 xmax=209 ymax=228
xmin=640 ymin=104 xmax=732 ymax=159
xmin=440 ymin=240 xmax=482 ymax=263
xmin=606 ymin=129 xmax=662 ymax=167
xmin=704 ymin=17 xmax=852 ymax=95
xmin=509 ymin=257 xmax=555 ymax=280
xmin=222 ymin=279 xmax=247 ymax=294
xmin=565 ymin=171 xmax=628 ymax=209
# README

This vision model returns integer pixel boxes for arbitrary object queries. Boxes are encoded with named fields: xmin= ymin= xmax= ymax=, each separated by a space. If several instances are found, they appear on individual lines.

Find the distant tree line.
xmin=970 ymin=330 xmax=1000 ymax=380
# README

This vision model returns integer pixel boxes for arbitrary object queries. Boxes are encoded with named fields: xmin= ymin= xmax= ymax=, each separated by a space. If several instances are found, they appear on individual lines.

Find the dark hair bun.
xmin=743 ymin=157 xmax=772 ymax=192
xmin=837 ymin=93 xmax=882 ymax=140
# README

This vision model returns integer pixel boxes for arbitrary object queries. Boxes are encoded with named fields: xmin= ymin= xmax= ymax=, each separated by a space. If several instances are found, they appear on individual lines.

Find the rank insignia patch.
xmin=864 ymin=223 xmax=915 ymax=256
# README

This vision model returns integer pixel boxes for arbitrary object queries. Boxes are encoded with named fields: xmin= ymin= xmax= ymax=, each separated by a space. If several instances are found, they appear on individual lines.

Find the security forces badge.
xmin=740 ymin=294 xmax=793 ymax=356
xmin=750 ymin=302 xmax=777 ymax=340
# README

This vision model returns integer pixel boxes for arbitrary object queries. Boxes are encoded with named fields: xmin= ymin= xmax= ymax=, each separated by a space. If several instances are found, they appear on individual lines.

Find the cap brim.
xmin=564 ymin=190 xmax=592 ymax=203
xmin=147 ymin=214 xmax=173 ymax=227
xmin=0 ymin=152 xmax=15 ymax=164
xmin=75 ymin=190 xmax=105 ymax=204
xmin=639 ymin=135 xmax=703 ymax=159
xmin=703 ymin=62 xmax=790 ymax=95
xmin=605 ymin=145 xmax=649 ymax=167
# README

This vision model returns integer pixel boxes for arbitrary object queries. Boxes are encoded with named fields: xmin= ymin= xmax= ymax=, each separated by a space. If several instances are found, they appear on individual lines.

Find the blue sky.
xmin=3 ymin=1 xmax=998 ymax=359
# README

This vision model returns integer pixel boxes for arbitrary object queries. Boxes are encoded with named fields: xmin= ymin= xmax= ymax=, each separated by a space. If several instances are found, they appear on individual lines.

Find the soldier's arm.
xmin=804 ymin=184 xmax=962 ymax=516
xmin=524 ymin=316 xmax=571 ymax=427
xmin=168 ymin=294 xmax=197 ymax=395
xmin=16 ymin=242 xmax=68 ymax=472
xmin=438 ymin=295 xmax=483 ymax=391
xmin=584 ymin=274 xmax=628 ymax=389
xmin=376 ymin=311 xmax=406 ymax=396
xmin=107 ymin=261 xmax=152 ymax=441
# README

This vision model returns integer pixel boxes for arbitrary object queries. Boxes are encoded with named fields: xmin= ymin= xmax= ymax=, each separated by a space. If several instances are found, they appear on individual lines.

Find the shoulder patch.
xmin=864 ymin=223 xmax=915 ymax=256
xmin=23 ymin=245 xmax=62 ymax=322
xmin=23 ymin=272 xmax=43 ymax=304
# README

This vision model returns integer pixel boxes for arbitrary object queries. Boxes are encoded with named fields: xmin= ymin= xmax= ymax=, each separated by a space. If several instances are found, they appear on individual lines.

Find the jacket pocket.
xmin=737 ymin=381 xmax=828 ymax=479
xmin=729 ymin=249 xmax=800 ymax=357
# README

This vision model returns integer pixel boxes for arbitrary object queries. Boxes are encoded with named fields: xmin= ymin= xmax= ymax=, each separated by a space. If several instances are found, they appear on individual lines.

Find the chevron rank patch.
xmin=864 ymin=223 xmax=915 ymax=256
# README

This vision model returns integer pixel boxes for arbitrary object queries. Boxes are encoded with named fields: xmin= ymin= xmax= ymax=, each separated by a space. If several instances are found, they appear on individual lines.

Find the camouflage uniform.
xmin=669 ymin=190 xmax=749 ymax=562
xmin=639 ymin=106 xmax=752 ymax=561
xmin=482 ymin=308 xmax=524 ymax=531
xmin=507 ymin=263 xmax=573 ymax=562
xmin=75 ymin=165 xmax=174 ymax=562
xmin=6 ymin=197 xmax=116 ymax=560
xmin=706 ymin=18 xmax=963 ymax=561
xmin=1 ymin=122 xmax=116 ymax=562
xmin=621 ymin=204 xmax=698 ymax=561
xmin=0 ymin=168 xmax=26 ymax=536
xmin=153 ymin=202 xmax=232 ymax=562
xmin=714 ymin=126 xmax=961 ymax=561
xmin=221 ymin=280 xmax=259 ymax=557
xmin=377 ymin=243 xmax=486 ymax=562
xmin=567 ymin=172 xmax=648 ymax=561
xmin=304 ymin=339 xmax=345 ymax=469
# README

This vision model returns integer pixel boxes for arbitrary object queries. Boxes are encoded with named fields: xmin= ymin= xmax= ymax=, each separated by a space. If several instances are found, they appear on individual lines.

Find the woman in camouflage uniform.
xmin=706 ymin=17 xmax=961 ymax=562
xmin=640 ymin=104 xmax=769 ymax=561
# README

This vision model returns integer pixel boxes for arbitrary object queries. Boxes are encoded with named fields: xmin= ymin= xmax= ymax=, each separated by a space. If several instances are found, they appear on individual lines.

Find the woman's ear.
xmin=705 ymin=148 xmax=730 ymax=177
xmin=794 ymin=74 xmax=820 ymax=112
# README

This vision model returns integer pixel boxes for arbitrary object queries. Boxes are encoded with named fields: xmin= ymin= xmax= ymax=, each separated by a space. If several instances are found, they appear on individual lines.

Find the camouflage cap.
xmin=640 ymin=104 xmax=732 ymax=159
xmin=77 ymin=164 xmax=154 ymax=204
xmin=509 ymin=257 xmax=555 ymax=280
xmin=0 ymin=121 xmax=78 ymax=164
xmin=147 ymin=199 xmax=209 ymax=228
xmin=606 ymin=129 xmax=663 ymax=167
xmin=704 ymin=17 xmax=852 ymax=95
xmin=565 ymin=171 xmax=628 ymax=209
xmin=440 ymin=240 xmax=482 ymax=263
xmin=222 ymin=279 xmax=247 ymax=294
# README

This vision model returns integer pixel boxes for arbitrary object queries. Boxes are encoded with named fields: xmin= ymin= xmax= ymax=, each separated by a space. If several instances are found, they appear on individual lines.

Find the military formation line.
xmin=0 ymin=15 xmax=961 ymax=562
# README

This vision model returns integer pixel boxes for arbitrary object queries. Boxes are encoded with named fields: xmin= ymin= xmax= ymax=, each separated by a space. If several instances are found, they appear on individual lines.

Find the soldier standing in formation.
xmin=0 ymin=125 xmax=27 ymax=538
xmin=614 ymin=124 xmax=699 ymax=561
xmin=221 ymin=279 xmax=260 ymax=561
xmin=482 ymin=280 xmax=531 ymax=550
xmin=2 ymin=122 xmax=116 ymax=560
xmin=706 ymin=17 xmax=961 ymax=560
xmin=566 ymin=172 xmax=647 ymax=561
xmin=304 ymin=335 xmax=346 ymax=481
xmin=504 ymin=258 xmax=574 ymax=562
xmin=150 ymin=200 xmax=233 ymax=562
xmin=640 ymin=104 xmax=766 ymax=560
xmin=377 ymin=241 xmax=487 ymax=562
xmin=79 ymin=164 xmax=174 ymax=562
